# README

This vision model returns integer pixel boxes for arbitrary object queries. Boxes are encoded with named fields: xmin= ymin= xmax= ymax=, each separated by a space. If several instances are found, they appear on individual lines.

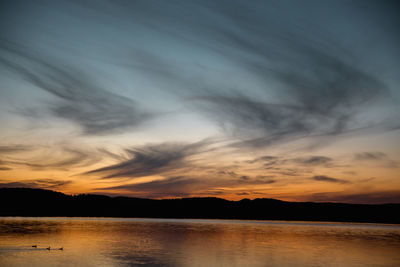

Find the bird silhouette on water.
xmin=30 ymin=245 xmax=62 ymax=250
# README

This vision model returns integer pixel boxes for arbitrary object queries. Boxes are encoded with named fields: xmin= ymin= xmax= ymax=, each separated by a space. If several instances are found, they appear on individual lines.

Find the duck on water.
xmin=31 ymin=245 xmax=63 ymax=250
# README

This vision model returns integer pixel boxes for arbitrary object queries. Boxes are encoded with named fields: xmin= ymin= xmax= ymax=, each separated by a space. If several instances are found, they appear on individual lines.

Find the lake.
xmin=0 ymin=217 xmax=399 ymax=266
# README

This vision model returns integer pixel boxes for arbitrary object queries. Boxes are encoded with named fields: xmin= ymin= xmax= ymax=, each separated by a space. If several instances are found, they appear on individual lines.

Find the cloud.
xmin=193 ymin=45 xmax=386 ymax=147
xmin=293 ymin=156 xmax=333 ymax=166
xmin=86 ymin=141 xmax=209 ymax=178
xmin=0 ymin=145 xmax=31 ymax=153
xmin=355 ymin=152 xmax=387 ymax=160
xmin=193 ymin=93 xmax=313 ymax=147
xmin=49 ymin=0 xmax=392 ymax=148
xmin=354 ymin=152 xmax=398 ymax=168
xmin=0 ymin=179 xmax=72 ymax=189
xmin=119 ymin=0 xmax=390 ymax=148
xmin=0 ymin=43 xmax=154 ymax=135
xmin=258 ymin=156 xmax=278 ymax=161
xmin=306 ymin=191 xmax=400 ymax=204
xmin=239 ymin=175 xmax=250 ymax=181
xmin=312 ymin=175 xmax=349 ymax=184
xmin=246 ymin=155 xmax=278 ymax=165
xmin=4 ymin=147 xmax=102 ymax=170
xmin=103 ymin=176 xmax=200 ymax=198
xmin=101 ymin=173 xmax=276 ymax=198
xmin=237 ymin=175 xmax=275 ymax=185
xmin=218 ymin=171 xmax=238 ymax=177
xmin=1 ymin=0 xmax=394 ymax=145
xmin=0 ymin=167 xmax=12 ymax=171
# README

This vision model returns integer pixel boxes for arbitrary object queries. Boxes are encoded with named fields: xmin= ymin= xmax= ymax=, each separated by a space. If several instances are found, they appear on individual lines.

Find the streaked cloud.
xmin=0 ymin=179 xmax=72 ymax=190
xmin=354 ymin=151 xmax=398 ymax=168
xmin=293 ymin=156 xmax=333 ymax=166
xmin=307 ymin=190 xmax=400 ymax=204
xmin=0 ymin=0 xmax=398 ymax=203
xmin=355 ymin=152 xmax=387 ymax=161
xmin=3 ymin=146 xmax=103 ymax=170
xmin=103 ymin=176 xmax=199 ymax=198
xmin=0 ymin=43 xmax=154 ymax=135
xmin=86 ymin=140 xmax=210 ymax=179
xmin=0 ymin=145 xmax=31 ymax=153
xmin=312 ymin=175 xmax=349 ymax=184
xmin=102 ymin=174 xmax=276 ymax=199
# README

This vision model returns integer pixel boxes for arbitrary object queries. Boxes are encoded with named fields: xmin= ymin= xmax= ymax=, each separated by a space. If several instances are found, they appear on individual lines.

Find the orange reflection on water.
xmin=1 ymin=218 xmax=400 ymax=267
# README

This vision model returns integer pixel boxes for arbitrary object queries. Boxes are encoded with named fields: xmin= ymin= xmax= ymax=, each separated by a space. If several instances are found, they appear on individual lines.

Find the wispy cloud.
xmin=0 ymin=179 xmax=72 ymax=190
xmin=100 ymin=0 xmax=392 ymax=148
xmin=355 ymin=152 xmax=387 ymax=161
xmin=354 ymin=151 xmax=398 ymax=168
xmin=103 ymin=176 xmax=198 ymax=198
xmin=0 ymin=43 xmax=154 ymax=135
xmin=0 ymin=145 xmax=31 ymax=153
xmin=101 ymin=173 xmax=276 ymax=199
xmin=293 ymin=156 xmax=333 ymax=166
xmin=192 ymin=37 xmax=387 ymax=147
xmin=3 ymin=146 xmax=103 ymax=170
xmin=0 ymin=0 xmax=398 ymax=203
xmin=86 ymin=140 xmax=210 ymax=179
xmin=312 ymin=175 xmax=349 ymax=184
xmin=306 ymin=190 xmax=400 ymax=204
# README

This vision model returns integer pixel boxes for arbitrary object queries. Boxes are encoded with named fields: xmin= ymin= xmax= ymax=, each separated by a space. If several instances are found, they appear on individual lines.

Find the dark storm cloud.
xmin=0 ymin=43 xmax=153 ymax=135
xmin=87 ymin=141 xmax=209 ymax=179
xmin=0 ymin=179 xmax=71 ymax=189
xmin=312 ymin=175 xmax=349 ymax=184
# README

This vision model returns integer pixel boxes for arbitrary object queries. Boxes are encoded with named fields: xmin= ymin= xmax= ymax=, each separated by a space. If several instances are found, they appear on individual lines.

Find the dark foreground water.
xmin=0 ymin=217 xmax=399 ymax=266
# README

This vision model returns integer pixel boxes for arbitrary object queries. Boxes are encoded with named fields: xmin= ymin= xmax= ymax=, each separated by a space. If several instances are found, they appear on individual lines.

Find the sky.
xmin=0 ymin=0 xmax=399 ymax=203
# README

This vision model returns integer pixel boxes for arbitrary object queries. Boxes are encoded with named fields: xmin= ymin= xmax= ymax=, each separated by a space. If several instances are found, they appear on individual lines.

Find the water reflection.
xmin=0 ymin=218 xmax=399 ymax=266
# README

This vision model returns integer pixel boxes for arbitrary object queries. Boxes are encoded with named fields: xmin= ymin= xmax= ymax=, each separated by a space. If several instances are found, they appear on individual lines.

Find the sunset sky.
xmin=0 ymin=0 xmax=399 ymax=203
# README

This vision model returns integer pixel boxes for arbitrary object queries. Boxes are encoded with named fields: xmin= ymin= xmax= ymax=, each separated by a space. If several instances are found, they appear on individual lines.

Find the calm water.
xmin=0 ymin=217 xmax=399 ymax=266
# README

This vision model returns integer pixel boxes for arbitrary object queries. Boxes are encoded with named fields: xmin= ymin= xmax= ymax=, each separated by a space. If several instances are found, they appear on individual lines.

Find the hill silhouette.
xmin=0 ymin=188 xmax=399 ymax=223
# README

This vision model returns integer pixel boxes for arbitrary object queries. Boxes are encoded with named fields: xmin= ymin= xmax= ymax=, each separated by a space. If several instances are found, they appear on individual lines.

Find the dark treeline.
xmin=0 ymin=188 xmax=399 ymax=223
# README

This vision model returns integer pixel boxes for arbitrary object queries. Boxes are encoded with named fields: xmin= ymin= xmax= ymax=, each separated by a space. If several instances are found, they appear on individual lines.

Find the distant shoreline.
xmin=1 ymin=216 xmax=400 ymax=227
xmin=1 ymin=188 xmax=399 ymax=224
